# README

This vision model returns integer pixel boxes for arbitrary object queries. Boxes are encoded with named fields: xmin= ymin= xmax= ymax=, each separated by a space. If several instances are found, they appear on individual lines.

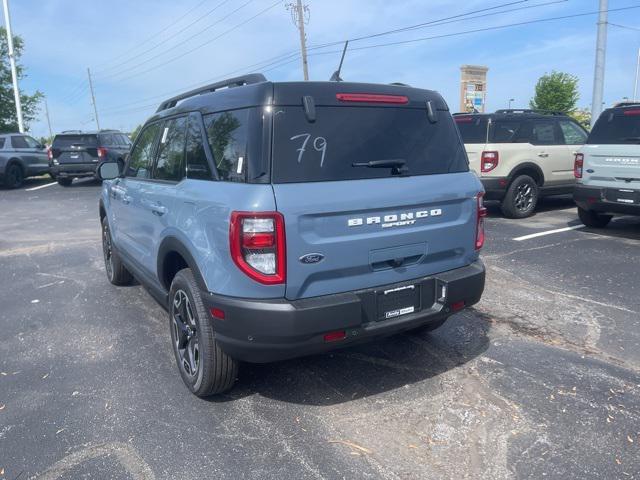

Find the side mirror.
xmin=97 ymin=162 xmax=121 ymax=181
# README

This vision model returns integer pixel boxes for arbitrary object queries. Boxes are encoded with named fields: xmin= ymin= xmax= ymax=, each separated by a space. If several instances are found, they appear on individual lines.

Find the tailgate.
xmin=52 ymin=135 xmax=99 ymax=164
xmin=274 ymin=172 xmax=482 ymax=300
xmin=582 ymin=145 xmax=640 ymax=188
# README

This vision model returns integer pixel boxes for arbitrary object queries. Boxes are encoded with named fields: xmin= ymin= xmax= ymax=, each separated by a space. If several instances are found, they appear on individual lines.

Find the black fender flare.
xmin=507 ymin=162 xmax=545 ymax=186
xmin=157 ymin=236 xmax=208 ymax=292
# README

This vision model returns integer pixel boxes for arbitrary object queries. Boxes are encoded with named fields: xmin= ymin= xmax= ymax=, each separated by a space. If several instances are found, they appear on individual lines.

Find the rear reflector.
xmin=451 ymin=301 xmax=465 ymax=312
xmin=210 ymin=308 xmax=225 ymax=320
xmin=336 ymin=93 xmax=409 ymax=104
xmin=323 ymin=330 xmax=346 ymax=342
xmin=623 ymin=109 xmax=640 ymax=116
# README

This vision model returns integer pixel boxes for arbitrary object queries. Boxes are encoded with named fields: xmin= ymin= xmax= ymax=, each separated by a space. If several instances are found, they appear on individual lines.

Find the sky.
xmin=5 ymin=0 xmax=640 ymax=138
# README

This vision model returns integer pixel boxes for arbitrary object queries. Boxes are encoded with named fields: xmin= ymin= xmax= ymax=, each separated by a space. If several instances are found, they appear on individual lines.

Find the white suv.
xmin=574 ymin=103 xmax=640 ymax=227
xmin=455 ymin=110 xmax=588 ymax=218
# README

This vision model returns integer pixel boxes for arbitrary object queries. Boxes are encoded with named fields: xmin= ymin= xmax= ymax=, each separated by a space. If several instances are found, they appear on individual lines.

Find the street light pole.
xmin=44 ymin=98 xmax=53 ymax=140
xmin=1 ymin=0 xmax=24 ymax=133
xmin=634 ymin=46 xmax=639 ymax=101
xmin=590 ymin=0 xmax=608 ymax=126
xmin=508 ymin=98 xmax=514 ymax=109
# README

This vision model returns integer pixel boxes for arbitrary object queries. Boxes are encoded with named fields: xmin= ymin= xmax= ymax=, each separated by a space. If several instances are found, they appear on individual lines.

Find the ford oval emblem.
xmin=299 ymin=253 xmax=325 ymax=264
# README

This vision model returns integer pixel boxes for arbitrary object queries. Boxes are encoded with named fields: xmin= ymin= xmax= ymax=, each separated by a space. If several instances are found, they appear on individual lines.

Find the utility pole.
xmin=288 ymin=0 xmax=309 ymax=81
xmin=590 ymin=0 xmax=608 ymax=126
xmin=43 ymin=97 xmax=53 ymax=140
xmin=634 ymin=47 xmax=639 ymax=101
xmin=2 ymin=0 xmax=24 ymax=133
xmin=87 ymin=67 xmax=100 ymax=130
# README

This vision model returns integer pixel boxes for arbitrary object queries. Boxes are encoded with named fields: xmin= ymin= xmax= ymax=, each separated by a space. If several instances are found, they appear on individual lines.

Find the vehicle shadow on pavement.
xmin=212 ymin=311 xmax=490 ymax=406
xmin=579 ymin=217 xmax=640 ymax=241
xmin=0 ymin=175 xmax=54 ymax=190
xmin=486 ymin=195 xmax=575 ymax=218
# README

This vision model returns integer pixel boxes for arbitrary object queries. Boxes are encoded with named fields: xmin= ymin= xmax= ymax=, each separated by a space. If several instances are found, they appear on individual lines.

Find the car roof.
xmin=147 ymin=75 xmax=449 ymax=123
xmin=453 ymin=110 xmax=571 ymax=120
xmin=55 ymin=130 xmax=122 ymax=136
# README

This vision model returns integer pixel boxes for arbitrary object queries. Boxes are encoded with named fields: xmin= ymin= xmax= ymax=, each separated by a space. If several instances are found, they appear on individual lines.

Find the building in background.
xmin=459 ymin=65 xmax=488 ymax=113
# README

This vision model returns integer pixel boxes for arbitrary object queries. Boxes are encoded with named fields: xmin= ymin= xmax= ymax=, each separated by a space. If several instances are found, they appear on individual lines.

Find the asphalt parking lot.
xmin=1 ymin=178 xmax=639 ymax=480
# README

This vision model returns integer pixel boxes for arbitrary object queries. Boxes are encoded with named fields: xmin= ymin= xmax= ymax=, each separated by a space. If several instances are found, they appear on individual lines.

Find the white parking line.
xmin=25 ymin=182 xmax=57 ymax=191
xmin=513 ymin=224 xmax=585 ymax=241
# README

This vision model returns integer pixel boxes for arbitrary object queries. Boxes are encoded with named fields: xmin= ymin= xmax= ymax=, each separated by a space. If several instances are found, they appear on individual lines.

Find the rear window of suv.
xmin=53 ymin=135 xmax=98 ymax=148
xmin=588 ymin=109 xmax=640 ymax=144
xmin=454 ymin=116 xmax=488 ymax=143
xmin=272 ymin=106 xmax=468 ymax=183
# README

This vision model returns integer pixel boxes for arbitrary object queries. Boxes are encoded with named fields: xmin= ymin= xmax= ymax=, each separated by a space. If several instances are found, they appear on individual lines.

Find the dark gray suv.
xmin=49 ymin=130 xmax=132 ymax=186
xmin=0 ymin=133 xmax=49 ymax=188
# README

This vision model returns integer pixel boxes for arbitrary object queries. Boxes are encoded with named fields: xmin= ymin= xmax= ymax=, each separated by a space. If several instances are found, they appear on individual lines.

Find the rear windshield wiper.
xmin=352 ymin=159 xmax=408 ymax=175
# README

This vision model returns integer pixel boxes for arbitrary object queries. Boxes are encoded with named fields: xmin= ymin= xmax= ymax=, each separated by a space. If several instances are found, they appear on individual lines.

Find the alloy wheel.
xmin=102 ymin=223 xmax=114 ymax=280
xmin=514 ymin=181 xmax=535 ymax=212
xmin=172 ymin=290 xmax=200 ymax=377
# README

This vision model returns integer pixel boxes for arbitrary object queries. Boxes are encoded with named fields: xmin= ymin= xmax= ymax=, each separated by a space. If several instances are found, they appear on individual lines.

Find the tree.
xmin=530 ymin=71 xmax=579 ymax=113
xmin=129 ymin=124 xmax=143 ymax=141
xmin=569 ymin=108 xmax=591 ymax=130
xmin=0 ymin=27 xmax=42 ymax=133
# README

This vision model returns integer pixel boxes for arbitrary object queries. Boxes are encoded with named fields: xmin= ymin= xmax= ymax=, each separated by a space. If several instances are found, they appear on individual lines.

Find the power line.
xmin=97 ymin=0 xmax=211 ymax=70
xmin=94 ymin=0 xmax=235 ymax=75
xmin=96 ymin=0 xmax=570 ymax=114
xmin=608 ymin=22 xmax=640 ymax=32
xmin=97 ymin=0 xmax=261 ymax=81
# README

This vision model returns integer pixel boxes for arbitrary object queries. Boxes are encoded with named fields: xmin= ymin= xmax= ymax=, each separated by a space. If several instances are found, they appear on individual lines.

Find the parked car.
xmin=0 ymin=133 xmax=49 ymax=188
xmin=97 ymin=74 xmax=487 ymax=396
xmin=49 ymin=129 xmax=132 ymax=186
xmin=574 ymin=103 xmax=640 ymax=227
xmin=454 ymin=109 xmax=588 ymax=218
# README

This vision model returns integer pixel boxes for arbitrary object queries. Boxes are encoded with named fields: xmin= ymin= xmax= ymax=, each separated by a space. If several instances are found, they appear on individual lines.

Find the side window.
xmin=100 ymin=134 xmax=112 ymax=146
xmin=126 ymin=123 xmax=160 ymax=179
xmin=120 ymin=134 xmax=132 ymax=147
xmin=11 ymin=136 xmax=29 ymax=148
xmin=203 ymin=109 xmax=250 ymax=182
xmin=112 ymin=134 xmax=123 ymax=146
xmin=559 ymin=120 xmax=587 ymax=145
xmin=186 ymin=113 xmax=213 ymax=180
xmin=530 ymin=120 xmax=558 ymax=145
xmin=24 ymin=136 xmax=41 ymax=148
xmin=153 ymin=116 xmax=187 ymax=182
xmin=490 ymin=121 xmax=521 ymax=143
xmin=0 ymin=138 xmax=5 ymax=149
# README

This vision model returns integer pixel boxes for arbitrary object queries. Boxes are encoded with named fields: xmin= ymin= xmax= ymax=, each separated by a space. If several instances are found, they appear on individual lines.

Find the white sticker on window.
xmin=236 ymin=156 xmax=244 ymax=174
xmin=161 ymin=127 xmax=169 ymax=144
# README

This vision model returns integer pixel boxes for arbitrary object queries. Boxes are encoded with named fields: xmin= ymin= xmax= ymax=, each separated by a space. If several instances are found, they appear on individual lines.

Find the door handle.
xmin=537 ymin=153 xmax=549 ymax=158
xmin=151 ymin=205 xmax=167 ymax=216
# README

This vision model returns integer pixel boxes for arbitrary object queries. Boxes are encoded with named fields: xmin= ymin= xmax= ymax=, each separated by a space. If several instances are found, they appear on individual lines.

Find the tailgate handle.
xmin=390 ymin=258 xmax=405 ymax=268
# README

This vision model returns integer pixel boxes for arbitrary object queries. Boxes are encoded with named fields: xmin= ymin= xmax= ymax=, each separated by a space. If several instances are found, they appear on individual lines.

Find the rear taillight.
xmin=336 ymin=93 xmax=409 ymax=104
xmin=230 ymin=212 xmax=285 ymax=285
xmin=481 ymin=151 xmax=499 ymax=173
xmin=97 ymin=147 xmax=108 ymax=159
xmin=475 ymin=192 xmax=487 ymax=250
xmin=623 ymin=109 xmax=640 ymax=116
xmin=574 ymin=153 xmax=584 ymax=178
xmin=47 ymin=147 xmax=53 ymax=160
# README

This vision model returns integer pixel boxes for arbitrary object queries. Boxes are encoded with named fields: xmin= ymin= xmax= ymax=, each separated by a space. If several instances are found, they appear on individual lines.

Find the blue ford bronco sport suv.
xmin=98 ymin=74 xmax=486 ymax=396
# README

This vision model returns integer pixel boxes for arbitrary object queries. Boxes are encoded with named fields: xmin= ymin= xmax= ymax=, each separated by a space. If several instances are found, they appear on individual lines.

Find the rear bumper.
xmin=202 ymin=260 xmax=486 ymax=363
xmin=50 ymin=163 xmax=99 ymax=178
xmin=480 ymin=177 xmax=508 ymax=200
xmin=574 ymin=184 xmax=640 ymax=216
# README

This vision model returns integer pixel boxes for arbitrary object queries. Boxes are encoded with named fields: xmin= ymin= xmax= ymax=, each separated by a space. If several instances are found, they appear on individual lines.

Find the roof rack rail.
xmin=495 ymin=109 xmax=565 ymax=116
xmin=613 ymin=101 xmax=640 ymax=108
xmin=156 ymin=73 xmax=267 ymax=112
xmin=61 ymin=130 xmax=83 ymax=133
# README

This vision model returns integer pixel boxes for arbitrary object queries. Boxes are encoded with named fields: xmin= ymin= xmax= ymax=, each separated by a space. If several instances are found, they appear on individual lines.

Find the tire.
xmin=57 ymin=177 xmax=73 ymax=187
xmin=577 ymin=206 xmax=612 ymax=228
xmin=169 ymin=268 xmax=238 ymax=397
xmin=101 ymin=217 xmax=133 ymax=286
xmin=3 ymin=162 xmax=24 ymax=188
xmin=501 ymin=174 xmax=539 ymax=219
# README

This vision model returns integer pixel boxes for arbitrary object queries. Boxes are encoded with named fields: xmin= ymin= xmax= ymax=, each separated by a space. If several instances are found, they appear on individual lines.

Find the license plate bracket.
xmin=377 ymin=284 xmax=421 ymax=321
